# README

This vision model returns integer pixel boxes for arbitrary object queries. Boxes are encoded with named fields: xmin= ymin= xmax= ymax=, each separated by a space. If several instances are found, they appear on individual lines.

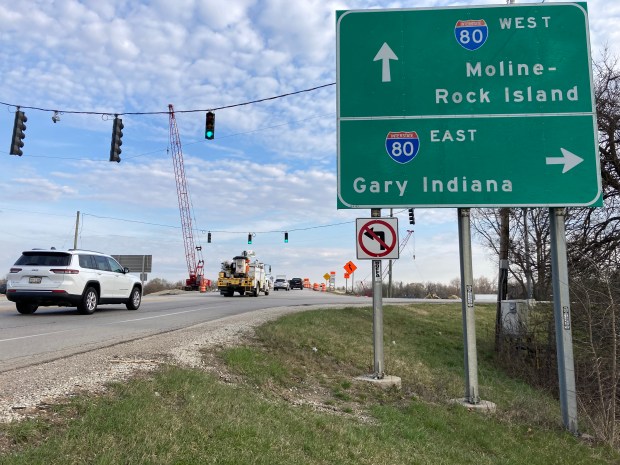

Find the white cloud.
xmin=0 ymin=0 xmax=616 ymax=286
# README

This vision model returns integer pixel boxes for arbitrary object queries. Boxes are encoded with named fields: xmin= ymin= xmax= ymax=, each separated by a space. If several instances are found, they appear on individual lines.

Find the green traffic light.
xmin=205 ymin=111 xmax=215 ymax=140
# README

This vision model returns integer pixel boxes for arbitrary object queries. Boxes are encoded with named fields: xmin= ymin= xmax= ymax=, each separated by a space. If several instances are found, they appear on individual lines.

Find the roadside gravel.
xmin=0 ymin=304 xmax=324 ymax=424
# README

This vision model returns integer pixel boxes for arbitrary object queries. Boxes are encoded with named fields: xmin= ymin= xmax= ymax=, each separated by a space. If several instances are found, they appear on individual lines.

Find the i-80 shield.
xmin=385 ymin=131 xmax=419 ymax=165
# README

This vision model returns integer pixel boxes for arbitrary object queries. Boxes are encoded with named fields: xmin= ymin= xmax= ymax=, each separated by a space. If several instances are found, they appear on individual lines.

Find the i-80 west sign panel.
xmin=336 ymin=3 xmax=602 ymax=208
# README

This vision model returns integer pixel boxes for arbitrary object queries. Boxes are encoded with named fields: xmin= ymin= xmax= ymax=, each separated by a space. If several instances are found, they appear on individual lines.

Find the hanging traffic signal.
xmin=205 ymin=111 xmax=215 ymax=140
xmin=408 ymin=208 xmax=415 ymax=225
xmin=284 ymin=232 xmax=289 ymax=243
xmin=248 ymin=233 xmax=252 ymax=244
xmin=207 ymin=232 xmax=212 ymax=243
xmin=10 ymin=110 xmax=27 ymax=156
xmin=109 ymin=116 xmax=123 ymax=162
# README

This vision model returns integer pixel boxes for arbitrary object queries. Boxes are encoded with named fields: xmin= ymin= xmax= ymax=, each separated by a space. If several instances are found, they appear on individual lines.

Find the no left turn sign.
xmin=356 ymin=218 xmax=399 ymax=260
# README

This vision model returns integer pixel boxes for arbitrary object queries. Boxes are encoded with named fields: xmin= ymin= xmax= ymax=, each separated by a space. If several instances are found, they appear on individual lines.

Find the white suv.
xmin=6 ymin=249 xmax=142 ymax=315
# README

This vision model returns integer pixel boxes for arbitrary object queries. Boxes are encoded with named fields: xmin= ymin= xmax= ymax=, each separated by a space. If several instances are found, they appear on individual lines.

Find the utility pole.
xmin=495 ymin=207 xmax=509 ymax=350
xmin=523 ymin=208 xmax=533 ymax=300
xmin=73 ymin=211 xmax=80 ymax=249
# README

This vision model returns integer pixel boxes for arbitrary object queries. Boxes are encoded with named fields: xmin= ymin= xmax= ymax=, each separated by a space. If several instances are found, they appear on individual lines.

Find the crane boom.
xmin=168 ymin=104 xmax=204 ymax=290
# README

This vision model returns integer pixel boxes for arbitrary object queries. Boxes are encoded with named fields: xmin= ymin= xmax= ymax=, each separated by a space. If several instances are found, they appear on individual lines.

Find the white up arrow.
xmin=546 ymin=148 xmax=584 ymax=174
xmin=373 ymin=42 xmax=398 ymax=83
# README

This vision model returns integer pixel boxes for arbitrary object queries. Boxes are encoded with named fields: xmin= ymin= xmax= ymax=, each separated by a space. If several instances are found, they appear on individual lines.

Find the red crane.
xmin=168 ymin=104 xmax=204 ymax=290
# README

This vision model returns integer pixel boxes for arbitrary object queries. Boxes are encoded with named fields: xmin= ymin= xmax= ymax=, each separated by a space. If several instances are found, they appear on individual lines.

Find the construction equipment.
xmin=168 ymin=104 xmax=204 ymax=291
xmin=217 ymin=250 xmax=270 ymax=297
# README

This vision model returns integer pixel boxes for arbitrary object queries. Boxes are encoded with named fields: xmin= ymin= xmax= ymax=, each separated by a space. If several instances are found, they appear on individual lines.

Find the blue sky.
xmin=0 ymin=0 xmax=618 ymax=288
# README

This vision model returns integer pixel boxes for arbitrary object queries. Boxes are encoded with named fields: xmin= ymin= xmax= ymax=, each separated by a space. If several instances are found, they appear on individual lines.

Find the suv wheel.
xmin=126 ymin=287 xmax=141 ymax=310
xmin=78 ymin=287 xmax=98 ymax=315
xmin=16 ymin=302 xmax=38 ymax=314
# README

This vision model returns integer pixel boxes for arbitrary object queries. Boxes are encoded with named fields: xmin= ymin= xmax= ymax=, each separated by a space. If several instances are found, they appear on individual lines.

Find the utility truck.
xmin=217 ymin=250 xmax=270 ymax=297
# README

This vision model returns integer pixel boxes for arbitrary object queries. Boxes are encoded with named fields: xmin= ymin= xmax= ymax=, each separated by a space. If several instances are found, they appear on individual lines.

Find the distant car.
xmin=0 ymin=282 xmax=6 ymax=294
xmin=5 ymin=248 xmax=142 ymax=315
xmin=273 ymin=278 xmax=290 ymax=291
xmin=289 ymin=278 xmax=303 ymax=290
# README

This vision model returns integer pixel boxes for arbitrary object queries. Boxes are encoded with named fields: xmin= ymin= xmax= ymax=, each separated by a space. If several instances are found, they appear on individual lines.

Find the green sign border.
xmin=336 ymin=3 xmax=602 ymax=209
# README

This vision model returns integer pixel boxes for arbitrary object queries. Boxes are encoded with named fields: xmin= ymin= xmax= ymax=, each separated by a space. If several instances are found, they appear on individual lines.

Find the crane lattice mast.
xmin=168 ymin=104 xmax=204 ymax=288
xmin=358 ymin=229 xmax=415 ymax=291
xmin=382 ymin=229 xmax=414 ymax=280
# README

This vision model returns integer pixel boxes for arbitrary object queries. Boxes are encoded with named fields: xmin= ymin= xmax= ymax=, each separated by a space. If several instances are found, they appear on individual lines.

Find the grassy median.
xmin=1 ymin=303 xmax=619 ymax=464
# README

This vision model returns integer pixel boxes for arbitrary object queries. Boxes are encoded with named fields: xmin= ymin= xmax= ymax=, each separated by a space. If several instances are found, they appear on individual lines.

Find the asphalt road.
xmin=0 ymin=290 xmax=389 ymax=373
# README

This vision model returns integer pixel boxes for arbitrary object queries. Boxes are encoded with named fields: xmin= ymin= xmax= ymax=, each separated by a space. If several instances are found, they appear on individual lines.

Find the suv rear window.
xmin=14 ymin=252 xmax=71 ymax=267
xmin=78 ymin=254 xmax=97 ymax=269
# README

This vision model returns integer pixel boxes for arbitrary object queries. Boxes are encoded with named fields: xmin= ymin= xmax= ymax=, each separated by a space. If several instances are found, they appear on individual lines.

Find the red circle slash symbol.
xmin=358 ymin=220 xmax=397 ymax=258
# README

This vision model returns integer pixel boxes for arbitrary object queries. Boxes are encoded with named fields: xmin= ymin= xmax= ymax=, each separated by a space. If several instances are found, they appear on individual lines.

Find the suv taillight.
xmin=51 ymin=269 xmax=79 ymax=274
xmin=9 ymin=268 xmax=22 ymax=273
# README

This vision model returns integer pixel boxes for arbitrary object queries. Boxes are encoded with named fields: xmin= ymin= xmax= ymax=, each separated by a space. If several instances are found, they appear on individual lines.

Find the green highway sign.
xmin=336 ymin=3 xmax=602 ymax=208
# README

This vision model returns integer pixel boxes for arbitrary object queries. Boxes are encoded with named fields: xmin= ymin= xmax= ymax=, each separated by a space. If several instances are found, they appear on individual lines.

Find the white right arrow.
xmin=546 ymin=148 xmax=584 ymax=174
xmin=373 ymin=42 xmax=398 ymax=83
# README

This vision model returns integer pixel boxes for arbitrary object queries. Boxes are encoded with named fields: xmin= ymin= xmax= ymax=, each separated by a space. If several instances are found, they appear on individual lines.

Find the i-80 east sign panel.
xmin=336 ymin=3 xmax=602 ymax=208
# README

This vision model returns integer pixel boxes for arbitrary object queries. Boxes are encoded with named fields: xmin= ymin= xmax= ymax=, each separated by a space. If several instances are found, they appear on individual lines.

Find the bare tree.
xmin=474 ymin=51 xmax=620 ymax=293
xmin=472 ymin=208 xmax=551 ymax=300
xmin=571 ymin=264 xmax=619 ymax=446
xmin=472 ymin=52 xmax=620 ymax=447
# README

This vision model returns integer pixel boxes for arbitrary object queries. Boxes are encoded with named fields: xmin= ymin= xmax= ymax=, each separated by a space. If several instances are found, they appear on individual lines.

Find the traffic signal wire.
xmin=0 ymin=112 xmax=335 ymax=161
xmin=80 ymin=210 xmax=409 ymax=236
xmin=0 ymin=83 xmax=335 ymax=118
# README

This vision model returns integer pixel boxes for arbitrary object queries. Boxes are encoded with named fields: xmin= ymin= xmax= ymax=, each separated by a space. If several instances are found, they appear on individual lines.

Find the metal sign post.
xmin=549 ymin=208 xmax=578 ymax=434
xmin=344 ymin=260 xmax=357 ymax=294
xmin=458 ymin=208 xmax=480 ymax=404
xmin=370 ymin=208 xmax=384 ymax=378
xmin=372 ymin=259 xmax=384 ymax=378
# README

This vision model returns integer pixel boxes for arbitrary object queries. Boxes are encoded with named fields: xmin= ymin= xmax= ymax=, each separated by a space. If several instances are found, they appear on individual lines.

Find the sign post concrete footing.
xmin=450 ymin=398 xmax=496 ymax=413
xmin=355 ymin=374 xmax=402 ymax=390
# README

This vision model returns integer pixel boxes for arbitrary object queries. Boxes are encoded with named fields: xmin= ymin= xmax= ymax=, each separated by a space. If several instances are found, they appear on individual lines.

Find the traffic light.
xmin=109 ymin=116 xmax=123 ymax=162
xmin=205 ymin=111 xmax=215 ymax=140
xmin=408 ymin=208 xmax=415 ymax=225
xmin=284 ymin=232 xmax=289 ymax=243
xmin=10 ymin=110 xmax=27 ymax=156
xmin=248 ymin=233 xmax=252 ymax=244
xmin=207 ymin=232 xmax=212 ymax=243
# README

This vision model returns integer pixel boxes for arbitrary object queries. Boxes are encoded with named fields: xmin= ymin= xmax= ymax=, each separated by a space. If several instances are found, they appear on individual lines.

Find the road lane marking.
xmin=0 ymin=305 xmax=229 ymax=343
